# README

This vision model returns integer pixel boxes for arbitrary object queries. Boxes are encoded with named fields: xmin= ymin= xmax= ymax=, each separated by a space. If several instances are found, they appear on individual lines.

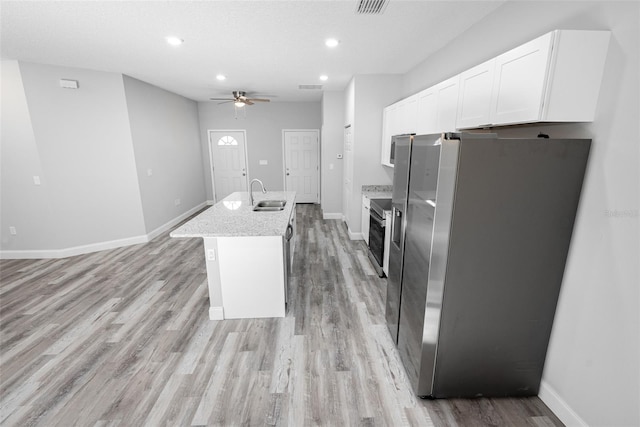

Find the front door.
xmin=283 ymin=130 xmax=319 ymax=203
xmin=209 ymin=130 xmax=248 ymax=202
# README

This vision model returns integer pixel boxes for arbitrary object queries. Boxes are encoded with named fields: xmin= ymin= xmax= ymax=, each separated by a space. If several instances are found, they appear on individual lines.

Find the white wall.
xmin=320 ymin=91 xmax=344 ymax=218
xmin=123 ymin=76 xmax=206 ymax=234
xmin=0 ymin=61 xmax=56 ymax=251
xmin=401 ymin=2 xmax=639 ymax=426
xmin=1 ymin=61 xmax=146 ymax=255
xmin=345 ymin=74 xmax=401 ymax=234
xmin=197 ymin=101 xmax=321 ymax=201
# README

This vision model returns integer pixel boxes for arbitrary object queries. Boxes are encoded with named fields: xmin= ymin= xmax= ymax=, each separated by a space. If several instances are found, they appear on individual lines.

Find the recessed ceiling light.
xmin=320 ymin=75 xmax=329 ymax=81
xmin=165 ymin=36 xmax=184 ymax=46
xmin=325 ymin=38 xmax=339 ymax=48
xmin=216 ymin=74 xmax=226 ymax=81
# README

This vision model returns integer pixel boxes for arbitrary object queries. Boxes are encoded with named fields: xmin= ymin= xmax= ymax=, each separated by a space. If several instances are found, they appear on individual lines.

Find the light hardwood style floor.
xmin=0 ymin=204 xmax=563 ymax=426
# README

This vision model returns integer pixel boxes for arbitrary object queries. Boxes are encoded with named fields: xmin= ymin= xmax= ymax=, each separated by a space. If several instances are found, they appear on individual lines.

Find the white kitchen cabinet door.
xmin=456 ymin=58 xmax=496 ymax=129
xmin=489 ymin=32 xmax=553 ymax=125
xmin=398 ymin=94 xmax=418 ymax=134
xmin=416 ymin=87 xmax=437 ymax=135
xmin=541 ymin=30 xmax=611 ymax=122
xmin=381 ymin=105 xmax=395 ymax=167
xmin=361 ymin=195 xmax=370 ymax=243
xmin=435 ymin=75 xmax=460 ymax=132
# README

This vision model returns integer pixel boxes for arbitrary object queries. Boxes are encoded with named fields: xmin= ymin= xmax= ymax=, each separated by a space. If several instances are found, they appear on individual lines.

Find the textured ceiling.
xmin=1 ymin=1 xmax=505 ymax=102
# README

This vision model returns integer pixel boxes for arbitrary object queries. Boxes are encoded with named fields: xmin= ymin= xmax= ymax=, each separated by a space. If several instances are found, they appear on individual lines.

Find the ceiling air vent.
xmin=356 ymin=0 xmax=389 ymax=14
xmin=298 ymin=84 xmax=323 ymax=90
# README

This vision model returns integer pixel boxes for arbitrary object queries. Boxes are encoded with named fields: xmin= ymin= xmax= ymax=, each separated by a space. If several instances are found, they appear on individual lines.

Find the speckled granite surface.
xmin=170 ymin=191 xmax=296 ymax=238
xmin=362 ymin=185 xmax=392 ymax=200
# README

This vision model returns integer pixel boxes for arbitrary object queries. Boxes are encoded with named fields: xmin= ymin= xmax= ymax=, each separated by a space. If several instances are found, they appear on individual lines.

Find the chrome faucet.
xmin=249 ymin=178 xmax=267 ymax=206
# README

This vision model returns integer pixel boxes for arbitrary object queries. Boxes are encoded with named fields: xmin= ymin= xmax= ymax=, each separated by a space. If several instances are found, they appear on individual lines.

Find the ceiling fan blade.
xmin=210 ymin=97 xmax=234 ymax=101
xmin=244 ymin=100 xmax=254 ymax=105
xmin=217 ymin=100 xmax=234 ymax=105
xmin=248 ymin=98 xmax=270 ymax=102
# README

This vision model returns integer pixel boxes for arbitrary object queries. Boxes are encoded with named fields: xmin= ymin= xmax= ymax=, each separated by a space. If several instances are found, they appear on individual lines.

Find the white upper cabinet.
xmin=416 ymin=86 xmax=438 ymax=135
xmin=456 ymin=58 xmax=496 ymax=129
xmin=489 ymin=32 xmax=553 ymax=125
xmin=381 ymin=103 xmax=398 ymax=167
xmin=398 ymin=94 xmax=418 ymax=134
xmin=416 ymin=75 xmax=460 ymax=134
xmin=434 ymin=75 xmax=460 ymax=132
xmin=457 ymin=30 xmax=611 ymax=129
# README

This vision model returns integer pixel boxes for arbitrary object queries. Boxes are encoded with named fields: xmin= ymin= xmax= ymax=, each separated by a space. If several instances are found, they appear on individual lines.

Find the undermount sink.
xmin=253 ymin=200 xmax=287 ymax=211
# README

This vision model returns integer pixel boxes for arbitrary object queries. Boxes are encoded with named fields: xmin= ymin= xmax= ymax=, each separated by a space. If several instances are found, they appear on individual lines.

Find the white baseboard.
xmin=322 ymin=212 xmax=342 ymax=220
xmin=0 ymin=235 xmax=148 ymax=260
xmin=0 ymin=202 xmax=209 ymax=260
xmin=206 ymin=199 xmax=215 ymax=205
xmin=539 ymin=380 xmax=588 ymax=427
xmin=347 ymin=228 xmax=364 ymax=241
xmin=147 ymin=202 xmax=208 ymax=241
xmin=209 ymin=306 xmax=224 ymax=320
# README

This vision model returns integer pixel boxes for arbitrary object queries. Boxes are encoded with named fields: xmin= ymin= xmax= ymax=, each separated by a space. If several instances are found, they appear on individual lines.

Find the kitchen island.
xmin=170 ymin=191 xmax=296 ymax=320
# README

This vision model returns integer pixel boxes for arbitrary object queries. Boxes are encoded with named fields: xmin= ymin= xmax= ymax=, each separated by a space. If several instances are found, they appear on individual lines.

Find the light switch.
xmin=9 ymin=226 xmax=17 ymax=235
xmin=147 ymin=168 xmax=153 ymax=176
xmin=33 ymin=176 xmax=41 ymax=185
xmin=259 ymin=160 xmax=268 ymax=165
xmin=329 ymin=163 xmax=334 ymax=170
xmin=207 ymin=249 xmax=216 ymax=261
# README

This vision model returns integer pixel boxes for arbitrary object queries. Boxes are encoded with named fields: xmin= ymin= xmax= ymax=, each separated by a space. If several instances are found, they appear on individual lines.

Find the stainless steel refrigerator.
xmin=385 ymin=132 xmax=591 ymax=398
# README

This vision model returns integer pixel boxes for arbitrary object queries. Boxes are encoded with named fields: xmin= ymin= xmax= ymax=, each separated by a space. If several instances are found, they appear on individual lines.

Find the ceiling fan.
xmin=210 ymin=91 xmax=270 ymax=108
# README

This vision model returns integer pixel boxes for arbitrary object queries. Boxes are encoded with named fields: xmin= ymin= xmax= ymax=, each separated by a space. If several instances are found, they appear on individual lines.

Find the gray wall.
xmin=320 ymin=91 xmax=344 ymax=217
xmin=1 ymin=61 xmax=146 ymax=252
xmin=0 ymin=60 xmax=56 ymax=251
xmin=400 ymin=2 xmax=639 ymax=426
xmin=345 ymin=74 xmax=401 ymax=233
xmin=197 ymin=101 xmax=321 ymax=201
xmin=123 ymin=76 xmax=206 ymax=234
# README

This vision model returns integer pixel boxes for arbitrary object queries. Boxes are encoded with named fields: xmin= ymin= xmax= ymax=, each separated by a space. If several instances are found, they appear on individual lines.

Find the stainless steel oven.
xmin=368 ymin=198 xmax=391 ymax=277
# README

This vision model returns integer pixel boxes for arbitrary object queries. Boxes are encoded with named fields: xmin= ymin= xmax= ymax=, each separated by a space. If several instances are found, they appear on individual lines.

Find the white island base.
xmin=204 ymin=236 xmax=286 ymax=320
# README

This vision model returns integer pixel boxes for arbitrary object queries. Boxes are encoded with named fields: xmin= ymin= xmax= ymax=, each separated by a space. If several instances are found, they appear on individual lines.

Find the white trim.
xmin=347 ymin=227 xmax=361 ymax=241
xmin=206 ymin=199 xmax=215 ymax=205
xmin=539 ymin=380 xmax=588 ymax=427
xmin=207 ymin=129 xmax=249 ymax=203
xmin=322 ymin=212 xmax=342 ymax=220
xmin=209 ymin=306 xmax=224 ymax=320
xmin=282 ymin=129 xmax=320 ymax=203
xmin=0 ymin=235 xmax=148 ymax=260
xmin=0 ymin=202 xmax=208 ymax=260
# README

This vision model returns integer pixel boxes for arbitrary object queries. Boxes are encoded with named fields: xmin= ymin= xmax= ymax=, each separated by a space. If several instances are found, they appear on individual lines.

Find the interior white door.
xmin=209 ymin=130 xmax=248 ymax=202
xmin=284 ymin=130 xmax=319 ymax=203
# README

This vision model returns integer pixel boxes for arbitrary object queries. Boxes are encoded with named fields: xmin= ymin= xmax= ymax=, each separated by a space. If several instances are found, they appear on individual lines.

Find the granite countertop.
xmin=362 ymin=185 xmax=393 ymax=200
xmin=170 ymin=191 xmax=296 ymax=238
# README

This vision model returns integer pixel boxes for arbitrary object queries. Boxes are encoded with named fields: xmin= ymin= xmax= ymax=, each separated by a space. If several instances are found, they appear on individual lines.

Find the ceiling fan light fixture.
xmin=234 ymin=101 xmax=245 ymax=108
xmin=216 ymin=74 xmax=226 ymax=81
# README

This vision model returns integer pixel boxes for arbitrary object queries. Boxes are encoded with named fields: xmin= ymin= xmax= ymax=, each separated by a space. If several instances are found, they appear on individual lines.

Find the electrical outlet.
xmin=33 ymin=176 xmax=41 ymax=185
xmin=259 ymin=160 xmax=268 ymax=165
xmin=9 ymin=226 xmax=17 ymax=235
xmin=174 ymin=198 xmax=181 ymax=206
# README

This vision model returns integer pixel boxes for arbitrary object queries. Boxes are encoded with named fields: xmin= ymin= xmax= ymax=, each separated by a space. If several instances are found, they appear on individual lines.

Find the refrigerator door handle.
xmin=392 ymin=207 xmax=403 ymax=247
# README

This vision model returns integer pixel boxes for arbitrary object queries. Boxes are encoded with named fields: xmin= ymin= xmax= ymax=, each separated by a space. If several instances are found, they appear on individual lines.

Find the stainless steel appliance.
xmin=367 ymin=198 xmax=391 ymax=277
xmin=386 ymin=132 xmax=591 ymax=398
xmin=389 ymin=133 xmax=412 ymax=165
